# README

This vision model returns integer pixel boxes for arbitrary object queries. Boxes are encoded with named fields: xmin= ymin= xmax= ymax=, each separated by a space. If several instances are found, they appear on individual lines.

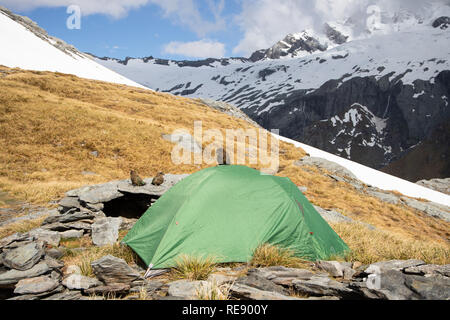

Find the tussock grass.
xmin=250 ymin=243 xmax=311 ymax=269
xmin=196 ymin=280 xmax=232 ymax=300
xmin=332 ymin=222 xmax=450 ymax=265
xmin=172 ymin=254 xmax=217 ymax=280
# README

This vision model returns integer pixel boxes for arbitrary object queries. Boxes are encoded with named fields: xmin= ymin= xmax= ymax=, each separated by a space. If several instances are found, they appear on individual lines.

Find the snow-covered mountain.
xmin=95 ymin=6 xmax=450 ymax=180
xmin=0 ymin=6 xmax=144 ymax=89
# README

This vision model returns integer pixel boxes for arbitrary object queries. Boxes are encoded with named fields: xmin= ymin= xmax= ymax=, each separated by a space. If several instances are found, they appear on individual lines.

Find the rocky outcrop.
xmin=416 ymin=178 xmax=450 ymax=195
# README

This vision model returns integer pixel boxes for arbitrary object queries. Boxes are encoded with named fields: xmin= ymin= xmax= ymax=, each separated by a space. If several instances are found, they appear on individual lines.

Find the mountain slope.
xmin=0 ymin=65 xmax=449 ymax=247
xmin=96 ymin=12 xmax=450 ymax=180
xmin=0 ymin=6 xmax=144 ymax=88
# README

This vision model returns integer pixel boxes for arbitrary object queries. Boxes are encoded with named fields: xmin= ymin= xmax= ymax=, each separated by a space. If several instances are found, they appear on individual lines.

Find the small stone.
xmin=63 ymin=265 xmax=82 ymax=276
xmin=62 ymin=274 xmax=101 ymax=290
xmin=167 ymin=280 xmax=208 ymax=299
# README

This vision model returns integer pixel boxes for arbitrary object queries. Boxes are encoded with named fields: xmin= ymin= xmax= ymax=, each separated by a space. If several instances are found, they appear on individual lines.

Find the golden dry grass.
xmin=331 ymin=222 xmax=450 ymax=265
xmin=0 ymin=66 xmax=449 ymax=263
xmin=171 ymin=254 xmax=217 ymax=281
xmin=0 ymin=216 xmax=48 ymax=239
xmin=250 ymin=243 xmax=312 ymax=269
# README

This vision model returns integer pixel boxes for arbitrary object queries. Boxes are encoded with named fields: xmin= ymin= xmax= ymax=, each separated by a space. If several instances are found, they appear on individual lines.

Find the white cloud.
xmin=232 ymin=0 xmax=450 ymax=56
xmin=0 ymin=0 xmax=226 ymax=36
xmin=163 ymin=39 xmax=225 ymax=58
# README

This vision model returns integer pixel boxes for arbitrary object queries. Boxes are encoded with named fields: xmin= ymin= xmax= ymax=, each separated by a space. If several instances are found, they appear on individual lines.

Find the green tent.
xmin=122 ymin=165 xmax=349 ymax=269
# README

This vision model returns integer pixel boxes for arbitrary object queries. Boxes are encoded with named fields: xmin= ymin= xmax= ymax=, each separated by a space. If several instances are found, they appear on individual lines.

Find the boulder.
xmin=354 ymin=269 xmax=450 ymax=300
xmin=78 ymin=181 xmax=124 ymax=204
xmin=62 ymin=274 xmax=101 ymax=290
xmin=0 ymin=262 xmax=50 ymax=287
xmin=91 ymin=255 xmax=141 ymax=285
xmin=14 ymin=275 xmax=60 ymax=295
xmin=91 ymin=217 xmax=121 ymax=246
xmin=1 ymin=241 xmax=45 ymax=271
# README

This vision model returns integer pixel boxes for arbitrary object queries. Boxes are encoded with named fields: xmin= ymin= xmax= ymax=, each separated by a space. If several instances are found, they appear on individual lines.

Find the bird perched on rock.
xmin=152 ymin=172 xmax=165 ymax=186
xmin=216 ymin=148 xmax=230 ymax=165
xmin=130 ymin=170 xmax=146 ymax=186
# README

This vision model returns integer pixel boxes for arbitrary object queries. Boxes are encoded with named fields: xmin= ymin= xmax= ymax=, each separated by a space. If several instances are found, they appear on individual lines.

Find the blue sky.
xmin=0 ymin=0 xmax=438 ymax=60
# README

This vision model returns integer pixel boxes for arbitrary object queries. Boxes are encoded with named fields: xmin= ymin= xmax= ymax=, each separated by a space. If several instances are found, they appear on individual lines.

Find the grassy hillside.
xmin=0 ymin=65 xmax=448 ymax=264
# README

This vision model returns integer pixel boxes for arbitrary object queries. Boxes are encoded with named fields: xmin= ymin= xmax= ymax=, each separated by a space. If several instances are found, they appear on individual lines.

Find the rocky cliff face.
xmin=95 ymin=14 xmax=450 ymax=180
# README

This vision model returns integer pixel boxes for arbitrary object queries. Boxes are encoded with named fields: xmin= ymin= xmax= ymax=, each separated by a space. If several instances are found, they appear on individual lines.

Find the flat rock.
xmin=14 ymin=275 xmax=59 ymax=295
xmin=59 ymin=229 xmax=84 ymax=240
xmin=0 ymin=233 xmax=31 ymax=249
xmin=230 ymin=283 xmax=299 ymax=300
xmin=295 ymin=157 xmax=358 ymax=180
xmin=130 ymin=280 xmax=164 ymax=294
xmin=313 ymin=206 xmax=353 ymax=223
xmin=62 ymin=265 xmax=82 ymax=276
xmin=365 ymin=260 xmax=425 ymax=274
xmin=78 ymin=181 xmax=124 ymax=204
xmin=292 ymin=276 xmax=354 ymax=298
xmin=366 ymin=188 xmax=400 ymax=204
xmin=43 ymin=290 xmax=84 ymax=300
xmin=91 ymin=255 xmax=141 ymax=285
xmin=167 ymin=280 xmax=208 ymax=299
xmin=0 ymin=262 xmax=50 ymax=287
xmin=42 ymin=221 xmax=92 ymax=232
xmin=1 ymin=241 xmax=45 ymax=271
xmin=28 ymin=228 xmax=61 ymax=247
xmin=84 ymin=283 xmax=131 ymax=295
xmin=91 ymin=217 xmax=121 ymax=246
xmin=316 ymin=261 xmax=355 ymax=279
xmin=401 ymin=197 xmax=450 ymax=222
xmin=62 ymin=274 xmax=101 ymax=290
xmin=43 ymin=211 xmax=95 ymax=225
xmin=45 ymin=248 xmax=64 ymax=260
xmin=117 ymin=174 xmax=189 ymax=197
xmin=58 ymin=197 xmax=82 ymax=213
xmin=403 ymin=264 xmax=450 ymax=277
xmin=235 ymin=273 xmax=289 ymax=295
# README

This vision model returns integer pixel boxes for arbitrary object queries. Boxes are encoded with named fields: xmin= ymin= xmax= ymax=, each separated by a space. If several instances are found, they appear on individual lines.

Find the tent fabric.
xmin=122 ymin=165 xmax=349 ymax=269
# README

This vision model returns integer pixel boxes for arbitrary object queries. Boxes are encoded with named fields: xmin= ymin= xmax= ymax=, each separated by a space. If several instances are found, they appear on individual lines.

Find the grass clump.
xmin=196 ymin=280 xmax=231 ymax=300
xmin=250 ymin=243 xmax=311 ymax=269
xmin=172 ymin=254 xmax=217 ymax=280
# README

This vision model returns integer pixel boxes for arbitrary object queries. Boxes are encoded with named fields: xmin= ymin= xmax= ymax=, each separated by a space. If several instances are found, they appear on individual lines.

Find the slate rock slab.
xmin=91 ymin=217 xmax=121 ymax=246
xmin=28 ymin=228 xmax=61 ymax=247
xmin=230 ymin=283 xmax=299 ymax=300
xmin=404 ymin=264 xmax=450 ymax=277
xmin=292 ymin=276 xmax=355 ymax=298
xmin=91 ymin=255 xmax=141 ymax=285
xmin=365 ymin=260 xmax=425 ymax=274
xmin=235 ymin=274 xmax=289 ymax=295
xmin=14 ymin=275 xmax=60 ymax=295
xmin=167 ymin=280 xmax=208 ymax=299
xmin=0 ymin=262 xmax=50 ymax=287
xmin=62 ymin=274 xmax=101 ymax=290
xmin=84 ymin=283 xmax=131 ymax=295
xmin=1 ymin=241 xmax=45 ymax=271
